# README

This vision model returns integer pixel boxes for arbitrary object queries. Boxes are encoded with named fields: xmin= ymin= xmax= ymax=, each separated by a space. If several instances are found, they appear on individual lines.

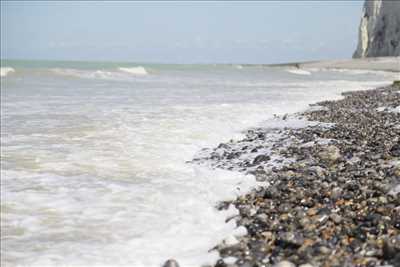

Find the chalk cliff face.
xmin=353 ymin=0 xmax=400 ymax=58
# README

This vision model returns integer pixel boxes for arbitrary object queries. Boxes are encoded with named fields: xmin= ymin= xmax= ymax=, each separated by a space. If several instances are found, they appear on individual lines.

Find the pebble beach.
xmin=192 ymin=82 xmax=400 ymax=267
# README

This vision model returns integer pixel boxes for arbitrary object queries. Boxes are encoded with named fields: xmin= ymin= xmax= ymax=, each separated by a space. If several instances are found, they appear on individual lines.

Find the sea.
xmin=1 ymin=60 xmax=397 ymax=267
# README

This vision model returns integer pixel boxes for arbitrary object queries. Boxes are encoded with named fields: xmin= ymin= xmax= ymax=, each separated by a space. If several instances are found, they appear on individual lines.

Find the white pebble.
xmin=233 ymin=225 xmax=247 ymax=236
xmin=224 ymin=235 xmax=239 ymax=246
xmin=273 ymin=261 xmax=296 ymax=267
xmin=223 ymin=256 xmax=237 ymax=265
xmin=250 ymin=208 xmax=257 ymax=216
xmin=162 ymin=259 xmax=180 ymax=267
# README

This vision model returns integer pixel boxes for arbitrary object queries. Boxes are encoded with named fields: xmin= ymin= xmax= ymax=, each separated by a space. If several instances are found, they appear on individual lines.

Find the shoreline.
xmin=191 ymin=83 xmax=400 ymax=267
xmin=234 ymin=57 xmax=400 ymax=73
xmin=267 ymin=57 xmax=400 ymax=73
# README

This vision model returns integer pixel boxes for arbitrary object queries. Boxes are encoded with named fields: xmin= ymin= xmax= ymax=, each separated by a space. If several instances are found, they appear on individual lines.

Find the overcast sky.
xmin=1 ymin=1 xmax=364 ymax=64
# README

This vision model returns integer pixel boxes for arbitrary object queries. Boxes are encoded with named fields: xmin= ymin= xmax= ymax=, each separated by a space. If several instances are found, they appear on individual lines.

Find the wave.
xmin=307 ymin=67 xmax=398 ymax=77
xmin=287 ymin=69 xmax=312 ymax=75
xmin=327 ymin=68 xmax=397 ymax=76
xmin=118 ymin=66 xmax=148 ymax=75
xmin=51 ymin=68 xmax=113 ymax=79
xmin=1 ymin=67 xmax=15 ymax=77
xmin=50 ymin=66 xmax=148 ymax=80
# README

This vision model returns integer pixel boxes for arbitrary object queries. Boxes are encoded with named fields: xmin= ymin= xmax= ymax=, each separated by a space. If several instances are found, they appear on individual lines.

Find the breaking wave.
xmin=287 ymin=69 xmax=312 ymax=75
xmin=50 ymin=66 xmax=148 ymax=80
xmin=1 ymin=67 xmax=15 ymax=77
xmin=305 ymin=67 xmax=398 ymax=78
xmin=118 ymin=66 xmax=148 ymax=75
xmin=50 ymin=68 xmax=108 ymax=80
xmin=326 ymin=68 xmax=397 ymax=76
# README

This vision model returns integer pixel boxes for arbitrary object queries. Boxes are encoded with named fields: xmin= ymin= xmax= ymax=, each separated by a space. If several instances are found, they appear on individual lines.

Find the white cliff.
xmin=353 ymin=0 xmax=400 ymax=58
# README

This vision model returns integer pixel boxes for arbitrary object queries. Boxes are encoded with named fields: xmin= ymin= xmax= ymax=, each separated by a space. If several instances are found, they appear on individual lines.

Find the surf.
xmin=0 ymin=67 xmax=15 ymax=77
xmin=49 ymin=66 xmax=148 ymax=80
xmin=118 ymin=66 xmax=148 ymax=75
xmin=286 ymin=68 xmax=312 ymax=75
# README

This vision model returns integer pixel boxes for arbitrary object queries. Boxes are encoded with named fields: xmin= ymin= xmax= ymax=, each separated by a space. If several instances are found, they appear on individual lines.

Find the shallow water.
xmin=1 ymin=61 xmax=397 ymax=266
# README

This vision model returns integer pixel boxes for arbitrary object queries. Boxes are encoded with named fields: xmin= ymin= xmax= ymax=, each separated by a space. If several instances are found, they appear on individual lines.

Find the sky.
xmin=1 ymin=1 xmax=364 ymax=64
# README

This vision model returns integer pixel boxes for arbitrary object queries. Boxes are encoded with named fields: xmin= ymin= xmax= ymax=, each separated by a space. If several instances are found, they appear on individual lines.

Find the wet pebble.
xmin=194 ymin=85 xmax=400 ymax=267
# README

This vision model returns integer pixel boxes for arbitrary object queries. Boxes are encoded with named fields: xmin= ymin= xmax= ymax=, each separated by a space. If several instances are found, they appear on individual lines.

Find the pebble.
xmin=224 ymin=235 xmax=239 ymax=246
xmin=253 ymin=154 xmax=271 ymax=165
xmin=223 ymin=256 xmax=237 ymax=265
xmin=233 ymin=226 xmax=248 ymax=237
xmin=318 ymin=145 xmax=341 ymax=163
xmin=192 ymin=85 xmax=400 ymax=267
xmin=162 ymin=259 xmax=180 ymax=267
xmin=273 ymin=261 xmax=296 ymax=267
xmin=330 ymin=213 xmax=343 ymax=224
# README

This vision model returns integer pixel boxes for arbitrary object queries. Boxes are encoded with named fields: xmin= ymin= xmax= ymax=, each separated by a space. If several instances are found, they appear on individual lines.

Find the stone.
xmin=276 ymin=232 xmax=304 ymax=248
xmin=215 ymin=259 xmax=227 ymax=267
xmin=273 ymin=261 xmax=296 ymax=267
xmin=330 ymin=213 xmax=343 ymax=224
xmin=306 ymin=208 xmax=318 ymax=216
xmin=390 ymin=143 xmax=400 ymax=157
xmin=252 ymin=154 xmax=271 ymax=165
xmin=163 ymin=259 xmax=180 ymax=267
xmin=308 ymin=166 xmax=326 ymax=177
xmin=331 ymin=187 xmax=342 ymax=200
xmin=382 ymin=236 xmax=400 ymax=261
xmin=224 ymin=235 xmax=239 ymax=246
xmin=223 ymin=256 xmax=237 ymax=265
xmin=194 ymin=85 xmax=400 ymax=267
xmin=252 ymin=167 xmax=268 ymax=182
xmin=318 ymin=145 xmax=341 ymax=163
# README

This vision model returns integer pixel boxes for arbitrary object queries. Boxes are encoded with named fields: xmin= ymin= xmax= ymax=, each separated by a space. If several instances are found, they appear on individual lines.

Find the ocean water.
xmin=1 ymin=60 xmax=397 ymax=267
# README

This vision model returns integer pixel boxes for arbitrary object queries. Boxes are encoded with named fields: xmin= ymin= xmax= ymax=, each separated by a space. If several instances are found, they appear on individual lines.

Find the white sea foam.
xmin=308 ymin=67 xmax=398 ymax=77
xmin=51 ymin=67 xmax=148 ymax=80
xmin=51 ymin=68 xmax=108 ymax=79
xmin=377 ymin=105 xmax=400 ymax=113
xmin=118 ymin=66 xmax=148 ymax=75
xmin=0 ymin=67 xmax=15 ymax=77
xmin=287 ymin=68 xmax=312 ymax=75
xmin=1 ymin=168 xmax=256 ymax=267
